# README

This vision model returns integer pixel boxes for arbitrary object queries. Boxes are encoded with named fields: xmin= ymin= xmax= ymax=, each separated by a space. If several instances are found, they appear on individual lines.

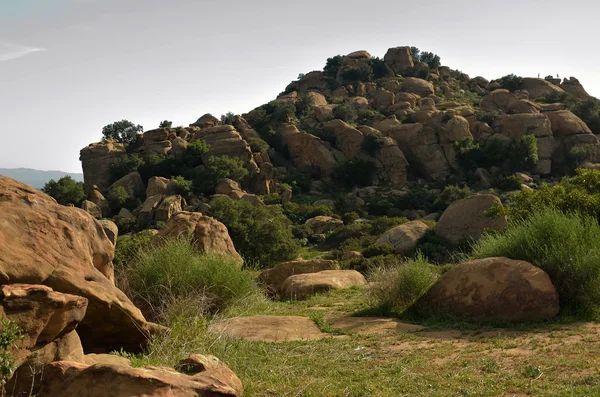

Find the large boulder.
xmin=280 ymin=124 xmax=337 ymax=177
xmin=374 ymin=221 xmax=428 ymax=253
xmin=560 ymin=76 xmax=591 ymax=99
xmin=373 ymin=88 xmax=395 ymax=109
xmin=0 ymin=175 xmax=156 ymax=351
xmin=435 ymin=194 xmax=507 ymax=244
xmin=79 ymin=141 xmax=126 ymax=194
xmin=137 ymin=194 xmax=165 ymax=225
xmin=99 ymin=219 xmax=118 ymax=246
xmin=383 ymin=46 xmax=414 ymax=74
xmin=400 ymin=77 xmax=434 ymax=97
xmin=108 ymin=171 xmax=145 ymax=199
xmin=155 ymin=212 xmax=241 ymax=261
xmin=545 ymin=110 xmax=593 ymax=140
xmin=191 ymin=125 xmax=257 ymax=173
xmin=305 ymin=216 xmax=344 ymax=235
xmin=147 ymin=176 xmax=176 ymax=197
xmin=259 ymin=259 xmax=339 ymax=294
xmin=190 ymin=113 xmax=220 ymax=128
xmin=82 ymin=200 xmax=102 ymax=219
xmin=418 ymin=257 xmax=559 ymax=322
xmin=281 ymin=270 xmax=367 ymax=300
xmin=480 ymin=89 xmax=518 ymax=112
xmin=155 ymin=195 xmax=183 ymax=223
xmin=88 ymin=188 xmax=110 ymax=217
xmin=323 ymin=119 xmax=364 ymax=159
xmin=40 ymin=360 xmax=242 ymax=397
xmin=374 ymin=137 xmax=409 ymax=186
xmin=520 ymin=78 xmax=564 ymax=100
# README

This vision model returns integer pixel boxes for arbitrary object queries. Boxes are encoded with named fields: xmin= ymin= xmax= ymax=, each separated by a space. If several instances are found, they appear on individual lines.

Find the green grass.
xmin=472 ymin=208 xmax=600 ymax=317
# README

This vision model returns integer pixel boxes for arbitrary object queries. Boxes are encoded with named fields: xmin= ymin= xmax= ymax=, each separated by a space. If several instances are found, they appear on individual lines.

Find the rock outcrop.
xmin=374 ymin=221 xmax=428 ymax=253
xmin=79 ymin=141 xmax=126 ymax=194
xmin=281 ymin=270 xmax=367 ymax=300
xmin=259 ymin=259 xmax=339 ymax=294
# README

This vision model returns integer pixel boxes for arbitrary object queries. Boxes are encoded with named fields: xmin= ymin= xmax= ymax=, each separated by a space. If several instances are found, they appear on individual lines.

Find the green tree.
xmin=193 ymin=155 xmax=249 ymax=194
xmin=101 ymin=120 xmax=143 ymax=144
xmin=42 ymin=176 xmax=85 ymax=206
xmin=220 ymin=112 xmax=236 ymax=125
xmin=159 ymin=120 xmax=173 ymax=128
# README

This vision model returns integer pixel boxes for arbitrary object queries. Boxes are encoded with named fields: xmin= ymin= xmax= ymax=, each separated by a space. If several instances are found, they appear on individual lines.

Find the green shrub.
xmin=113 ymin=230 xmax=155 ymax=275
xmin=247 ymin=137 xmax=269 ymax=153
xmin=295 ymin=93 xmax=315 ymax=120
xmin=171 ymin=176 xmax=192 ymax=196
xmin=266 ymin=100 xmax=296 ymax=123
xmin=497 ymin=74 xmax=523 ymax=92
xmin=397 ymin=189 xmax=437 ymax=213
xmin=340 ymin=64 xmax=373 ymax=85
xmin=363 ymin=244 xmax=394 ymax=258
xmin=284 ymin=202 xmax=335 ymax=224
xmin=132 ymin=239 xmax=262 ymax=315
xmin=159 ymin=120 xmax=172 ymax=128
xmin=208 ymin=197 xmax=299 ymax=267
xmin=324 ymin=55 xmax=344 ymax=84
xmin=333 ymin=156 xmax=376 ymax=187
xmin=455 ymin=135 xmax=537 ymax=173
xmin=411 ymin=229 xmax=466 ymax=265
xmin=340 ymin=235 xmax=377 ymax=253
xmin=331 ymin=103 xmax=357 ymax=124
xmin=433 ymin=185 xmax=471 ymax=211
xmin=370 ymin=216 xmax=408 ymax=235
xmin=245 ymin=107 xmax=268 ymax=129
xmin=471 ymin=209 xmax=600 ymax=316
xmin=109 ymin=154 xmax=144 ymax=183
xmin=138 ymin=153 xmax=179 ymax=182
xmin=369 ymin=57 xmax=393 ymax=79
xmin=0 ymin=317 xmax=22 ymax=389
xmin=369 ymin=254 xmax=440 ymax=313
xmin=497 ymin=175 xmax=524 ymax=191
xmin=192 ymin=155 xmax=249 ymax=195
xmin=326 ymin=222 xmax=373 ymax=247
xmin=567 ymin=144 xmax=599 ymax=169
xmin=220 ymin=112 xmax=235 ymax=125
xmin=342 ymin=211 xmax=360 ymax=225
xmin=182 ymin=140 xmax=211 ymax=168
xmin=102 ymin=119 xmax=143 ymax=144
xmin=107 ymin=186 xmax=132 ymax=210
xmin=42 ymin=176 xmax=85 ymax=206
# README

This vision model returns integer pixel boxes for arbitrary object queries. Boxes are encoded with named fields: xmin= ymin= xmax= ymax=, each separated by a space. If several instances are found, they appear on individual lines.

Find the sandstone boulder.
xmin=374 ymin=221 xmax=428 ymax=253
xmin=190 ymin=113 xmax=220 ymax=128
xmin=480 ymin=89 xmax=518 ymax=112
xmin=108 ymin=171 xmax=144 ymax=199
xmin=520 ymin=78 xmax=564 ymax=100
xmin=280 ymin=124 xmax=337 ymax=177
xmin=560 ymin=76 xmax=591 ymax=99
xmin=305 ymin=216 xmax=344 ymax=235
xmin=373 ymin=88 xmax=395 ymax=109
xmin=79 ymin=141 xmax=126 ymax=194
xmin=137 ymin=194 xmax=165 ymax=225
xmin=418 ymin=257 xmax=559 ymax=322
xmin=281 ymin=270 xmax=367 ymax=300
xmin=156 ymin=212 xmax=241 ymax=261
xmin=0 ymin=176 xmax=156 ymax=351
xmin=400 ymin=77 xmax=434 ymax=97
xmin=507 ymin=99 xmax=541 ymax=114
xmin=99 ymin=219 xmax=118 ymax=246
xmin=545 ymin=110 xmax=593 ymax=139
xmin=82 ymin=200 xmax=102 ymax=219
xmin=435 ymin=194 xmax=507 ymax=244
xmin=155 ymin=195 xmax=183 ymax=223
xmin=88 ymin=188 xmax=110 ymax=217
xmin=383 ymin=46 xmax=414 ymax=74
xmin=374 ymin=137 xmax=409 ymax=186
xmin=259 ymin=259 xmax=339 ymax=294
xmin=323 ymin=119 xmax=364 ymax=159
xmin=147 ymin=176 xmax=176 ymax=197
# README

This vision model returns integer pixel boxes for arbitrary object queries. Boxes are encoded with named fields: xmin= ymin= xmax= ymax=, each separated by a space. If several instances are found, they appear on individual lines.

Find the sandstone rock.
xmin=395 ymin=92 xmax=419 ymax=107
xmin=306 ymin=90 xmax=328 ymax=107
xmin=82 ymin=200 xmax=102 ymax=219
xmin=342 ymin=251 xmax=362 ymax=260
xmin=496 ymin=113 xmax=553 ymax=139
xmin=521 ymin=78 xmax=564 ymax=99
xmin=539 ymin=102 xmax=565 ymax=112
xmin=281 ymin=270 xmax=367 ymax=300
xmin=155 ymin=195 xmax=183 ymax=223
xmin=240 ymin=193 xmax=263 ymax=206
xmin=546 ymin=110 xmax=593 ymax=139
xmin=374 ymin=137 xmax=409 ymax=186
xmin=108 ymin=171 xmax=144 ymax=200
xmin=374 ymin=221 xmax=428 ymax=253
xmin=190 ymin=113 xmax=220 ymax=128
xmin=323 ymin=119 xmax=364 ymax=159
xmin=137 ymin=194 xmax=165 ymax=225
xmin=400 ymin=77 xmax=434 ymax=97
xmin=99 ymin=219 xmax=118 ymax=246
xmin=88 ymin=188 xmax=110 ymax=217
xmin=176 ymin=355 xmax=243 ymax=396
xmin=383 ymin=46 xmax=414 ymax=74
xmin=475 ymin=168 xmax=493 ymax=188
xmin=560 ymin=76 xmax=590 ymax=99
xmin=80 ymin=141 xmax=126 ymax=194
xmin=419 ymin=257 xmax=559 ymax=322
xmin=147 ymin=176 xmax=176 ymax=197
xmin=171 ymin=136 xmax=188 ymax=159
xmin=435 ymin=194 xmax=507 ymax=244
xmin=39 ymin=360 xmax=242 ymax=397
xmin=280 ymin=124 xmax=337 ymax=177
xmin=292 ymin=71 xmax=328 ymax=92
xmin=215 ymin=178 xmax=242 ymax=196
xmin=156 ymin=212 xmax=241 ymax=261
xmin=350 ymin=96 xmax=369 ymax=109
xmin=191 ymin=125 xmax=255 ymax=172
xmin=305 ymin=216 xmax=344 ymax=234
xmin=258 ymin=259 xmax=339 ymax=294
xmin=371 ymin=115 xmax=402 ymax=135
xmin=84 ymin=353 xmax=131 ymax=367
xmin=507 ymin=99 xmax=541 ymax=114
xmin=0 ymin=176 xmax=156 ymax=351
xmin=480 ymin=89 xmax=518 ymax=112
xmin=314 ymin=104 xmax=335 ymax=122
xmin=209 ymin=315 xmax=327 ymax=342
xmin=373 ymin=88 xmax=395 ymax=109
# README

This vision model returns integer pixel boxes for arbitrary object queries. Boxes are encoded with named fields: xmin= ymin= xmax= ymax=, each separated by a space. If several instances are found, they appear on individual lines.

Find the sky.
xmin=0 ymin=0 xmax=598 ymax=173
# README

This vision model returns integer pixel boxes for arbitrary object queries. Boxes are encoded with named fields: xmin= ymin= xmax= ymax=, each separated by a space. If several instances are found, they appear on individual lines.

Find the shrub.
xmin=42 ymin=176 xmax=85 ymax=206
xmin=283 ymin=202 xmax=335 ymax=224
xmin=247 ymin=137 xmax=269 ymax=153
xmin=182 ymin=140 xmax=211 ymax=168
xmin=455 ymin=135 xmax=537 ymax=173
xmin=324 ymin=55 xmax=344 ymax=81
xmin=410 ymin=47 xmax=442 ymax=69
xmin=295 ymin=94 xmax=315 ymax=120
xmin=109 ymin=154 xmax=145 ymax=183
xmin=245 ymin=107 xmax=268 ymax=129
xmin=159 ymin=120 xmax=172 ymax=128
xmin=454 ymin=136 xmax=482 ymax=171
xmin=433 ymin=185 xmax=471 ymax=211
xmin=471 ymin=209 xmax=600 ymax=316
xmin=220 ymin=112 xmax=236 ymax=125
xmin=497 ymin=175 xmax=524 ymax=191
xmin=361 ymin=130 xmax=385 ymax=156
xmin=369 ymin=254 xmax=440 ymax=313
xmin=208 ymin=197 xmax=299 ymax=267
xmin=113 ymin=230 xmax=155 ymax=277
xmin=340 ymin=235 xmax=377 ymax=253
xmin=331 ymin=103 xmax=357 ymax=124
xmin=567 ymin=144 xmax=599 ymax=169
xmin=497 ymin=74 xmax=523 ymax=92
xmin=412 ymin=229 xmax=466 ymax=265
xmin=369 ymin=57 xmax=393 ymax=79
xmin=171 ymin=176 xmax=192 ymax=196
xmin=266 ymin=100 xmax=296 ymax=123
xmin=138 ymin=153 xmax=179 ymax=182
xmin=282 ymin=170 xmax=313 ymax=194
xmin=342 ymin=211 xmax=360 ymax=225
xmin=132 ymin=239 xmax=262 ymax=315
xmin=102 ymin=120 xmax=143 ymax=144
xmin=333 ymin=156 xmax=376 ymax=187
xmin=0 ymin=317 xmax=22 ymax=388
xmin=340 ymin=64 xmax=373 ymax=85
xmin=107 ymin=186 xmax=133 ymax=210
xmin=370 ymin=216 xmax=408 ymax=235
xmin=396 ymin=189 xmax=437 ymax=213
xmin=363 ymin=244 xmax=394 ymax=258
xmin=192 ymin=155 xmax=249 ymax=195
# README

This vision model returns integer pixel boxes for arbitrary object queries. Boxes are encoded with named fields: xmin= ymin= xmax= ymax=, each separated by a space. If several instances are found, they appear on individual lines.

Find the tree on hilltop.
xmin=102 ymin=120 xmax=143 ymax=144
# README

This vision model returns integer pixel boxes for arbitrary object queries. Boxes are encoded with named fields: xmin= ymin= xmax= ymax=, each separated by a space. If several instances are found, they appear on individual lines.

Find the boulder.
xmin=507 ymin=99 xmax=541 ymax=114
xmin=323 ymin=119 xmax=365 ymax=159
xmin=190 ymin=113 xmax=220 ymax=128
xmin=281 ymin=270 xmax=367 ymax=300
xmin=84 ymin=353 xmax=131 ymax=367
xmin=176 ymin=354 xmax=243 ymax=396
xmin=191 ymin=125 xmax=256 ymax=173
xmin=374 ymin=137 xmax=409 ymax=186
xmin=560 ymin=76 xmax=591 ymax=99
xmin=290 ymin=71 xmax=328 ymax=92
xmin=314 ymin=104 xmax=335 ymax=122
xmin=545 ymin=110 xmax=593 ymax=140
xmin=305 ymin=216 xmax=344 ymax=235
xmin=155 ymin=212 xmax=241 ymax=261
xmin=146 ymin=176 xmax=176 ymax=197
xmin=137 ymin=194 xmax=165 ymax=225
xmin=215 ymin=178 xmax=242 ymax=196
xmin=108 ymin=171 xmax=144 ymax=200
xmin=480 ymin=89 xmax=518 ymax=112
xmin=400 ymin=77 xmax=435 ymax=97
xmin=383 ymin=46 xmax=414 ymax=74
xmin=155 ymin=195 xmax=183 ymax=223
xmin=88 ymin=188 xmax=110 ymax=217
xmin=39 ymin=360 xmax=242 ymax=397
xmin=373 ymin=88 xmax=395 ymax=109
xmin=259 ymin=259 xmax=339 ymax=294
xmin=82 ymin=200 xmax=102 ymax=219
xmin=306 ymin=91 xmax=328 ymax=107
xmin=374 ymin=221 xmax=428 ymax=253
xmin=79 ymin=141 xmax=126 ymax=194
xmin=99 ymin=219 xmax=118 ymax=246
xmin=280 ymin=124 xmax=337 ymax=177
xmin=520 ymin=78 xmax=564 ymax=100
xmin=0 ymin=176 xmax=156 ymax=351
xmin=418 ymin=257 xmax=559 ymax=322
xmin=435 ymin=194 xmax=507 ymax=244
xmin=171 ymin=136 xmax=188 ymax=159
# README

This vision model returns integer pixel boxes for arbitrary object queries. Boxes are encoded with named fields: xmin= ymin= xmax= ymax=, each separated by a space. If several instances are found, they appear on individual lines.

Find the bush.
xmin=324 ymin=55 xmax=344 ymax=81
xmin=340 ymin=64 xmax=373 ymax=85
xmin=138 ymin=153 xmax=179 ymax=182
xmin=220 ymin=112 xmax=235 ymax=125
xmin=0 ymin=317 xmax=22 ymax=388
xmin=497 ymin=175 xmax=524 ymax=191
xmin=410 ymin=47 xmax=442 ymax=69
xmin=342 ymin=211 xmax=360 ymax=225
xmin=455 ymin=135 xmax=537 ymax=173
xmin=102 ymin=120 xmax=143 ymax=144
xmin=283 ymin=202 xmax=335 ymax=224
xmin=266 ymin=100 xmax=296 ymax=123
xmin=182 ymin=140 xmax=211 ymax=168
xmin=107 ymin=185 xmax=137 ymax=211
xmin=369 ymin=254 xmax=440 ymax=313
xmin=42 ymin=176 xmax=85 ymax=206
xmin=192 ymin=155 xmax=249 ymax=195
xmin=363 ymin=244 xmax=394 ymax=258
xmin=396 ymin=189 xmax=437 ymax=213
xmin=370 ymin=216 xmax=408 ymax=235
xmin=497 ymin=74 xmax=523 ymax=92
xmin=247 ymin=137 xmax=269 ymax=153
xmin=159 ymin=120 xmax=172 ymax=128
xmin=171 ymin=176 xmax=192 ymax=196
xmin=567 ymin=144 xmax=599 ymax=169
xmin=333 ymin=156 xmax=376 ymax=187
xmin=208 ymin=197 xmax=299 ymax=267
xmin=109 ymin=154 xmax=144 ymax=183
xmin=471 ymin=209 xmax=600 ymax=316
xmin=411 ymin=229 xmax=466 ymax=265
xmin=132 ymin=239 xmax=262 ymax=315
xmin=433 ymin=185 xmax=471 ymax=211
xmin=369 ymin=57 xmax=393 ymax=79
xmin=113 ymin=230 xmax=155 ymax=276
xmin=331 ymin=103 xmax=357 ymax=124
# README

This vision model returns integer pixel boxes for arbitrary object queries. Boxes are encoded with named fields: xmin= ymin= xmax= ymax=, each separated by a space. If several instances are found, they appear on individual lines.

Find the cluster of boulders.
xmin=0 ymin=175 xmax=243 ymax=396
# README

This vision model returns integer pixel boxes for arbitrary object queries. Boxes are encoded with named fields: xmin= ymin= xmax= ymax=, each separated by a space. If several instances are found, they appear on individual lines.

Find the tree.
xmin=419 ymin=51 xmax=441 ymax=69
xmin=101 ymin=120 xmax=143 ymax=144
xmin=42 ymin=176 xmax=85 ymax=206
xmin=220 ymin=112 xmax=236 ymax=125
xmin=159 ymin=120 xmax=172 ymax=128
xmin=192 ymin=155 xmax=249 ymax=194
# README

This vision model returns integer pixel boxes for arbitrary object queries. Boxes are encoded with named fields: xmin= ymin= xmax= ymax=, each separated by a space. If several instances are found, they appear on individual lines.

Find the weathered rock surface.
xmin=480 ymin=89 xmax=518 ymax=112
xmin=259 ymin=259 xmax=339 ymax=294
xmin=281 ymin=270 xmax=367 ymax=300
xmin=0 ymin=175 xmax=156 ymax=351
xmin=82 ymin=200 xmax=102 ymax=219
xmin=375 ymin=137 xmax=409 ymax=186
xmin=80 ymin=141 xmax=126 ymax=194
xmin=280 ymin=124 xmax=337 ymax=177
xmin=374 ymin=221 xmax=428 ymax=253
xmin=208 ymin=315 xmax=328 ymax=342
xmin=418 ymin=257 xmax=559 ymax=322
xmin=305 ymin=216 xmax=344 ymax=235
xmin=99 ymin=219 xmax=118 ymax=246
xmin=147 ymin=176 xmax=176 ymax=197
xmin=323 ymin=119 xmax=364 ymax=159
xmin=155 ymin=211 xmax=241 ymax=261
xmin=401 ymin=77 xmax=435 ymax=97
xmin=108 ymin=171 xmax=144 ymax=199
xmin=383 ymin=46 xmax=414 ymax=74
xmin=435 ymin=194 xmax=507 ymax=244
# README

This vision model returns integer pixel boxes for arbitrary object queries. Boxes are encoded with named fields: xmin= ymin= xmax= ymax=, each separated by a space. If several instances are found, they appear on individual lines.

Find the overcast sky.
xmin=1 ymin=0 xmax=597 ymax=172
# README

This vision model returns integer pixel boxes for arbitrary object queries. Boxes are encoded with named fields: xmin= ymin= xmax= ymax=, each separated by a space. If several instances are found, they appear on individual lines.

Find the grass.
xmin=471 ymin=208 xmax=600 ymax=317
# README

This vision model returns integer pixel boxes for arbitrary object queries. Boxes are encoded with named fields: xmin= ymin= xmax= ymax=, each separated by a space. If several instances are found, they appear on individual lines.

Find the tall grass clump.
xmin=471 ymin=208 xmax=600 ymax=317
xmin=369 ymin=254 xmax=440 ymax=314
xmin=131 ymin=238 xmax=264 ymax=316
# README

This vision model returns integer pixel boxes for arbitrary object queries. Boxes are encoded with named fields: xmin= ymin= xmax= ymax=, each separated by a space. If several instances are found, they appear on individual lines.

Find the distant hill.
xmin=0 ymin=168 xmax=84 ymax=189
